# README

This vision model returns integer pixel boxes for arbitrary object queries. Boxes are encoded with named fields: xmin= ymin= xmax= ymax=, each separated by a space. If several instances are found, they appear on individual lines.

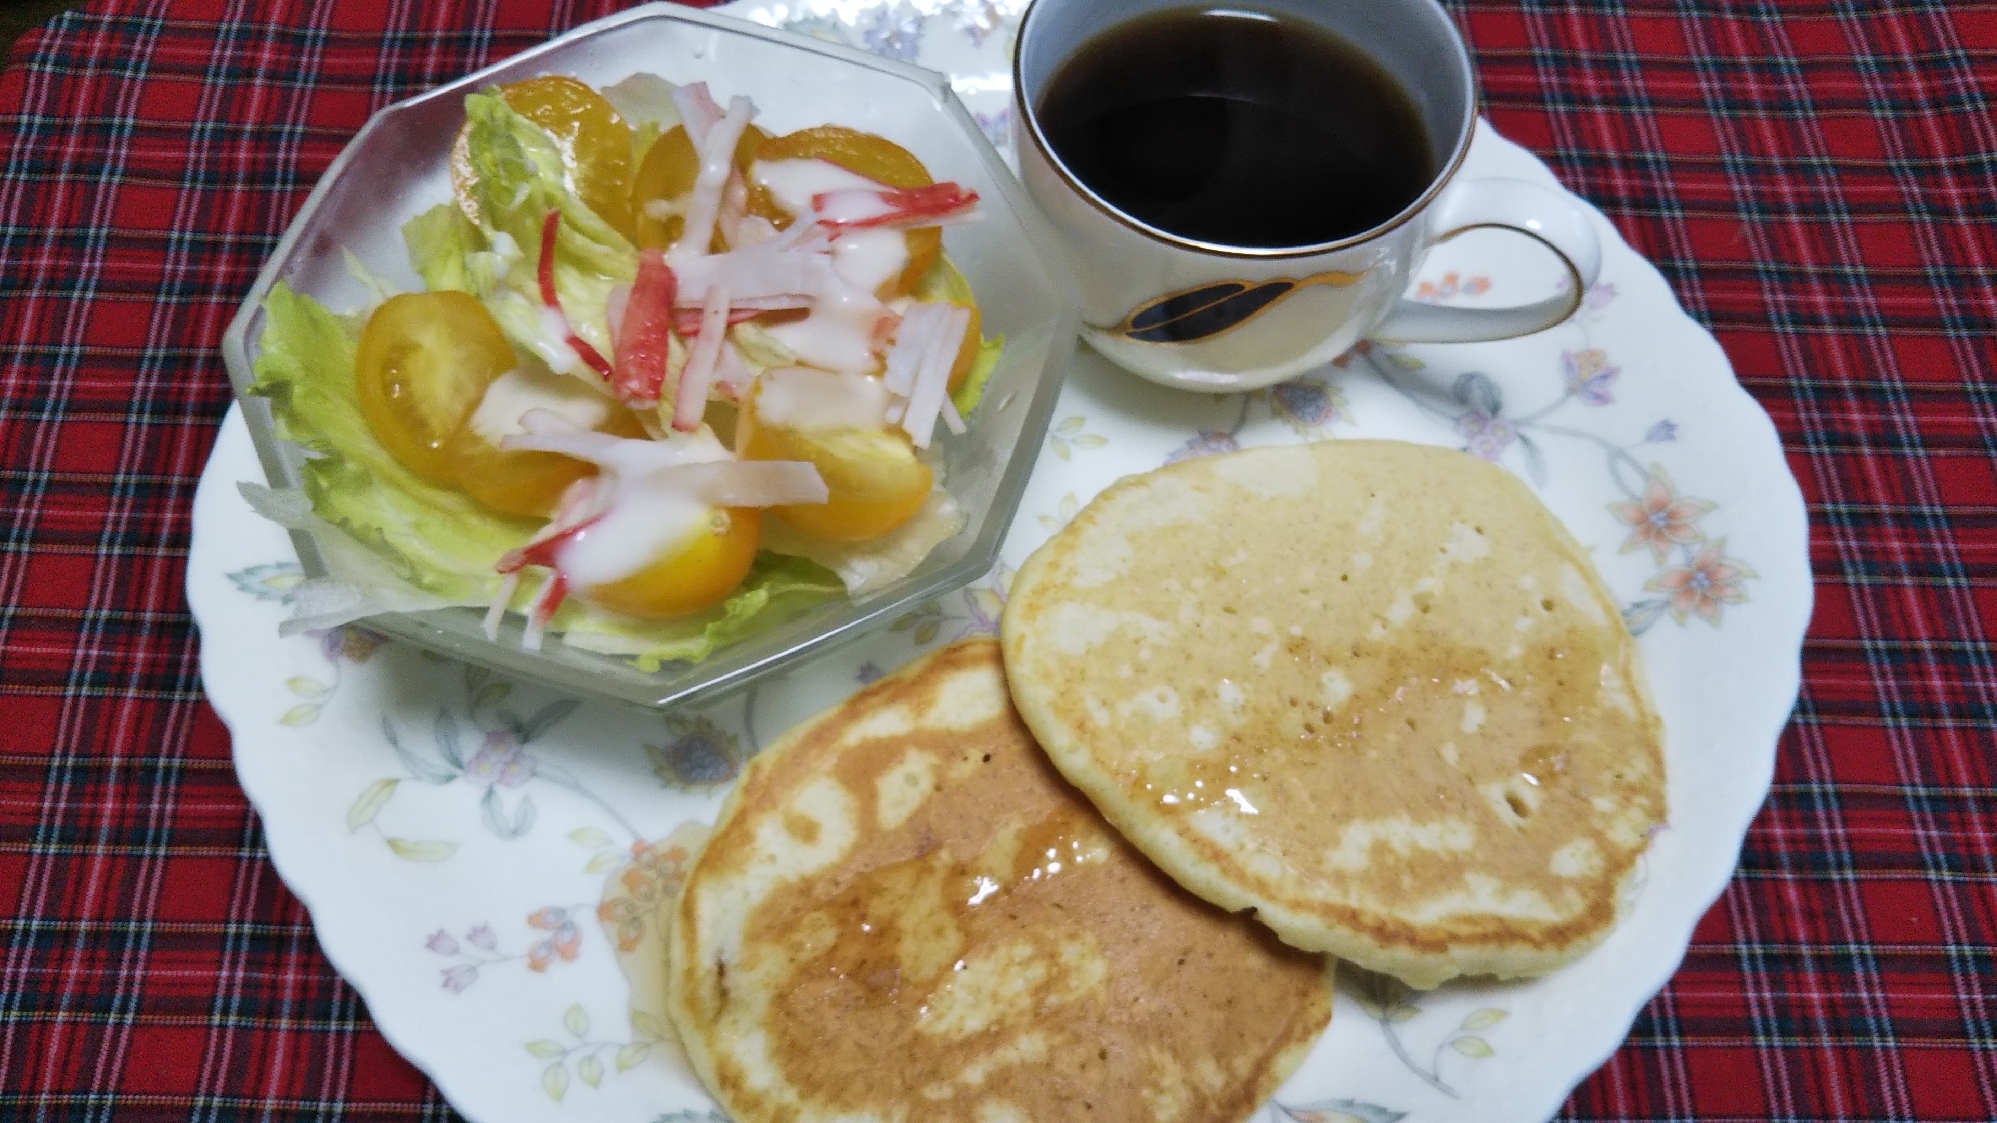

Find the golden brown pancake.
xmin=1001 ymin=440 xmax=1666 ymax=989
xmin=668 ymin=639 xmax=1332 ymax=1123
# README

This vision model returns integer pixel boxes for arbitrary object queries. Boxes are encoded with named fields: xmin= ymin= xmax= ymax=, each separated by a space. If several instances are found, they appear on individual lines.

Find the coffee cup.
xmin=1014 ymin=0 xmax=1603 ymax=392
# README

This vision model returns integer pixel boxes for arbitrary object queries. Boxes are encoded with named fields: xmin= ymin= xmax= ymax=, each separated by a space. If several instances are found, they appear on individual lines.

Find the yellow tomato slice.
xmin=446 ymin=405 xmax=647 ymax=519
xmin=354 ymin=292 xmax=517 ymax=486
xmin=583 ymin=508 xmax=762 ymax=618
xmin=501 ymin=76 xmax=636 ymax=238
xmin=631 ymin=123 xmax=769 ymax=252
xmin=752 ymin=125 xmax=940 ymax=297
xmin=738 ymin=386 xmax=933 ymax=542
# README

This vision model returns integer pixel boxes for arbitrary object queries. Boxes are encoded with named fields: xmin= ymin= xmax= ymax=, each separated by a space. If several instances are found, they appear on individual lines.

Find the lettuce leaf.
xmin=952 ymin=334 xmax=1004 ymax=419
xmin=402 ymin=203 xmax=567 ymax=373
xmin=456 ymin=91 xmax=637 ymax=360
xmin=248 ymin=282 xmax=536 ymax=602
xmin=401 ymin=203 xmax=486 ymax=295
xmin=248 ymin=282 xmax=845 ymax=665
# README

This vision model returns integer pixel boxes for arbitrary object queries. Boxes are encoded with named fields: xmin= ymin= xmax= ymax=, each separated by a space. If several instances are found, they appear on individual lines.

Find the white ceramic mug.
xmin=1014 ymin=0 xmax=1604 ymax=392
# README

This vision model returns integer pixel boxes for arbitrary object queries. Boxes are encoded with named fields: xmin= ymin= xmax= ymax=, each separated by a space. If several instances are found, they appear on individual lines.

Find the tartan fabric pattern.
xmin=0 ymin=0 xmax=1991 ymax=1119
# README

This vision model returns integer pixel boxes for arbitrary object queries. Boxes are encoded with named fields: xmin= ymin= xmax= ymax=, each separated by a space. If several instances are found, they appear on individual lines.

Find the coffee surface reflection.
xmin=1035 ymin=6 xmax=1437 ymax=248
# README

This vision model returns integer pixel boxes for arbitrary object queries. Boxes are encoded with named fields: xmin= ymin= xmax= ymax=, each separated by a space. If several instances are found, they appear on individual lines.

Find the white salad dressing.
xmin=753 ymin=367 xmax=891 ymax=431
xmin=557 ymin=428 xmax=730 ymax=591
xmin=762 ymin=283 xmax=884 ymax=373
xmin=753 ymin=158 xmax=883 ymax=216
xmin=753 ymin=158 xmax=910 ymax=293
xmin=531 ymin=305 xmax=582 ymax=372
xmin=829 ymin=228 xmax=909 ymax=295
xmin=671 ymin=97 xmax=756 ymax=266
xmin=501 ymin=414 xmax=828 ymax=593
xmin=467 ymin=364 xmax=616 ymax=444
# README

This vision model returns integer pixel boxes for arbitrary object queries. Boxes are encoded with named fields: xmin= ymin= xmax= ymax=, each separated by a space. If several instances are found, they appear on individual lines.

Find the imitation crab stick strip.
xmin=672 ymin=96 xmax=756 ymax=265
xmin=900 ymin=304 xmax=968 ymax=449
xmin=675 ymin=282 xmax=732 ymax=432
xmin=812 ymin=183 xmax=981 ymax=231
xmin=611 ymin=249 xmax=678 ymax=406
xmin=537 ymin=211 xmax=614 ymax=378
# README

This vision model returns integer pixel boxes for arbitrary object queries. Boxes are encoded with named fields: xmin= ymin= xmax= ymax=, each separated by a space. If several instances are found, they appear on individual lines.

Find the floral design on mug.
xmin=1412 ymin=271 xmax=1490 ymax=304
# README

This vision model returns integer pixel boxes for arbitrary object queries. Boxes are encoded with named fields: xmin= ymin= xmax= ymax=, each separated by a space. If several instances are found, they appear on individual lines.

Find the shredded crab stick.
xmin=537 ymin=211 xmax=614 ymax=377
xmin=488 ymin=475 xmax=602 ymax=645
xmin=675 ymin=282 xmax=732 ymax=431
xmin=671 ymin=242 xmax=837 ymax=310
xmin=811 ymin=183 xmax=982 ymax=231
xmin=670 ymin=306 xmax=762 ymax=336
xmin=489 ymin=411 xmax=828 ymax=648
xmin=882 ymin=301 xmax=970 ymax=447
xmin=611 ymin=249 xmax=678 ymax=406
xmin=670 ymin=81 xmax=723 ymax=146
xmin=671 ymin=94 xmax=756 ymax=266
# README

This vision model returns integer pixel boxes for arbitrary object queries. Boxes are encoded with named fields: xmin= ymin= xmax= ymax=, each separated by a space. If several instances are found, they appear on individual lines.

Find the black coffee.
xmin=1035 ymin=7 xmax=1437 ymax=248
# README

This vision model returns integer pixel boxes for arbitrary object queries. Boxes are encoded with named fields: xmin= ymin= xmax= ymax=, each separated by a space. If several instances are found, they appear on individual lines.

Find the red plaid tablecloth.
xmin=2 ymin=1 xmax=1992 ymax=1119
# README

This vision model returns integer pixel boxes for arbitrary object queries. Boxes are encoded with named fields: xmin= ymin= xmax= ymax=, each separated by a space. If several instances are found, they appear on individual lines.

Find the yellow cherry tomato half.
xmin=582 ymin=507 xmax=762 ymax=618
xmin=752 ymin=125 xmax=940 ymax=297
xmin=631 ymin=123 xmax=769 ymax=252
xmin=354 ymin=291 xmax=518 ymax=486
xmin=501 ymin=75 xmax=636 ymax=238
xmin=738 ymin=389 xmax=933 ymax=542
xmin=446 ymin=404 xmax=648 ymax=519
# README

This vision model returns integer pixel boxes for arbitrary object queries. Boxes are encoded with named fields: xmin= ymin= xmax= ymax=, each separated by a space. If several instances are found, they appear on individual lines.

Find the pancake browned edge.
xmin=667 ymin=639 xmax=1332 ymax=1123
xmin=1001 ymin=441 xmax=1667 ymax=990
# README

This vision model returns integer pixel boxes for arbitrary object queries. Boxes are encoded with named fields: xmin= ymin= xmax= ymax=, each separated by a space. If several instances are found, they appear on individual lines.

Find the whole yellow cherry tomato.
xmin=582 ymin=508 xmax=762 ymax=618
xmin=737 ymin=377 xmax=932 ymax=542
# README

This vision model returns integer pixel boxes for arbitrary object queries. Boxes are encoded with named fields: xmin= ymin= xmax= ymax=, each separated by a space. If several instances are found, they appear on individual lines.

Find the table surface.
xmin=2 ymin=1 xmax=1993 ymax=1120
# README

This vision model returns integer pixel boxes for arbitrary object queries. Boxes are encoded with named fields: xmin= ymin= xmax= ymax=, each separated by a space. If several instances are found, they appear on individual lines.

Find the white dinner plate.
xmin=189 ymin=2 xmax=1811 ymax=1121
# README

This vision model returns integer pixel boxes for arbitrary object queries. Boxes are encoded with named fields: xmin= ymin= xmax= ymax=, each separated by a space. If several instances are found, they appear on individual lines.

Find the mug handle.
xmin=1369 ymin=178 xmax=1603 ymax=344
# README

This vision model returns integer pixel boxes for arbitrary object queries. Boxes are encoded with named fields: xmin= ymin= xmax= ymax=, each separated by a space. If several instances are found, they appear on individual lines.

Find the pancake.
xmin=1001 ymin=440 xmax=1666 ymax=989
xmin=668 ymin=639 xmax=1332 ymax=1123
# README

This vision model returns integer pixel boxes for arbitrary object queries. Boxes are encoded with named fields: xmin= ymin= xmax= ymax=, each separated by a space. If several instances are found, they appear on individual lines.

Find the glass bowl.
xmin=218 ymin=2 xmax=1080 ymax=710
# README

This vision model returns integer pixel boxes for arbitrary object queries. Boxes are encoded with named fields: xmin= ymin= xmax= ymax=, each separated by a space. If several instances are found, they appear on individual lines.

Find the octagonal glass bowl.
xmin=219 ymin=3 xmax=1080 ymax=710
